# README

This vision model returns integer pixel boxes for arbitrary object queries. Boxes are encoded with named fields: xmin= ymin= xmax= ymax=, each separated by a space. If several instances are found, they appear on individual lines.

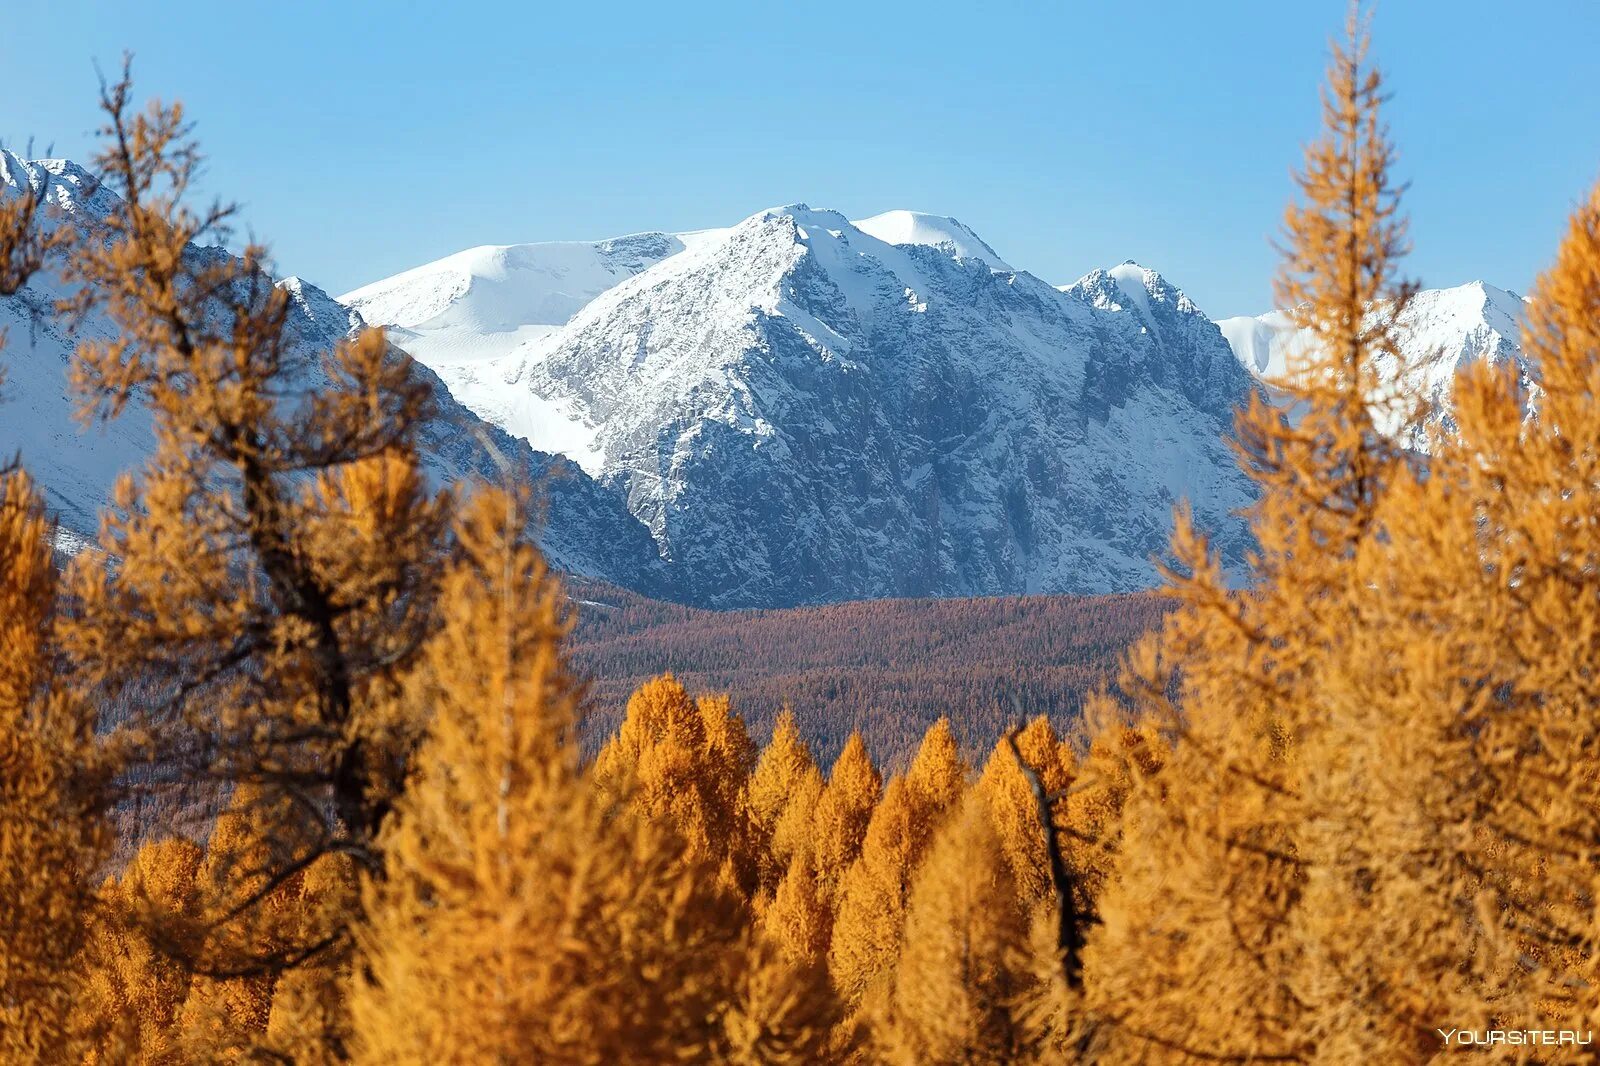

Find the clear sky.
xmin=3 ymin=1 xmax=1597 ymax=318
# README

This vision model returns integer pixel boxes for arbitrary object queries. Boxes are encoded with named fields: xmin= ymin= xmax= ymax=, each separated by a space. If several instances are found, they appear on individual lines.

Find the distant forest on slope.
xmin=566 ymin=580 xmax=1169 ymax=767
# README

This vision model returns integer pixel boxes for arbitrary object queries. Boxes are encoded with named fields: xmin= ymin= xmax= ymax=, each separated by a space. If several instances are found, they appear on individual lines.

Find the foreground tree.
xmin=873 ymin=796 xmax=1037 ymax=1064
xmin=353 ymin=488 xmax=842 ymax=1062
xmin=1085 ymin=10 xmax=1419 ymax=1060
xmin=1297 ymin=176 xmax=1600 ymax=1056
xmin=56 ymin=68 xmax=453 ymax=1003
xmin=0 ymin=469 xmax=112 ymax=1062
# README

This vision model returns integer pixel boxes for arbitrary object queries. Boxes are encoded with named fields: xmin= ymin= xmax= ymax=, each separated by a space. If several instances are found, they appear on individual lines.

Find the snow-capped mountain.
xmin=0 ymin=151 xmax=666 ymax=591
xmin=348 ymin=206 xmax=1260 ymax=608
xmin=13 ymin=142 xmax=1540 ymax=612
xmin=1215 ymin=281 xmax=1533 ymax=439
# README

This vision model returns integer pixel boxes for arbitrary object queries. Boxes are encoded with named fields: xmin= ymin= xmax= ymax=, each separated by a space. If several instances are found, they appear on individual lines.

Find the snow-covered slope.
xmin=1216 ymin=281 xmax=1532 ymax=439
xmin=852 ymin=210 xmax=1013 ymax=269
xmin=353 ymin=205 xmax=1259 ymax=608
xmin=0 ymin=151 xmax=666 ymax=591
xmin=339 ymin=230 xmax=734 ymax=367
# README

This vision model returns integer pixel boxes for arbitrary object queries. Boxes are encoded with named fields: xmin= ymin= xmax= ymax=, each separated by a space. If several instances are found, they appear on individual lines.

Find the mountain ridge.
xmin=22 ymin=149 xmax=1521 ymax=614
xmin=1215 ymin=279 xmax=1534 ymax=440
xmin=350 ymin=202 xmax=1261 ymax=608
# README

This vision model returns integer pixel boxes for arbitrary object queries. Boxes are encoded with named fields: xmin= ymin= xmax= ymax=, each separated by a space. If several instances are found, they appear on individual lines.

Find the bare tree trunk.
xmin=1005 ymin=727 xmax=1086 ymax=990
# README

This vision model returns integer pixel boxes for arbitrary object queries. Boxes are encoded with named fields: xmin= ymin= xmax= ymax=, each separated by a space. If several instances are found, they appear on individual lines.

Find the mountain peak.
xmin=338 ymin=231 xmax=700 ymax=365
xmin=367 ymin=207 xmax=1253 ymax=606
xmin=756 ymin=203 xmax=849 ymax=229
xmin=852 ymin=210 xmax=1013 ymax=270
xmin=1414 ymin=279 xmax=1527 ymax=333
xmin=1064 ymin=260 xmax=1203 ymax=324
xmin=0 ymin=151 xmax=121 ymax=222
xmin=0 ymin=152 xmax=91 ymax=188
xmin=1107 ymin=261 xmax=1158 ymax=317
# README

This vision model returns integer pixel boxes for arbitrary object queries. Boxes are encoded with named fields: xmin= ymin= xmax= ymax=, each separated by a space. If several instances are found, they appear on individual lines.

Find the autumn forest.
xmin=5 ymin=11 xmax=1600 ymax=1065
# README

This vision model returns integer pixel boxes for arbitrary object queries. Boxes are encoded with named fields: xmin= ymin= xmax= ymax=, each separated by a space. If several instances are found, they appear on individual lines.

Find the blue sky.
xmin=4 ymin=1 xmax=1597 ymax=318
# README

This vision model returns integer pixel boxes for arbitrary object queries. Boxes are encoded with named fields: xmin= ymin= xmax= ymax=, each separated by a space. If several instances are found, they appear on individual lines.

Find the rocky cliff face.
xmin=351 ymin=207 xmax=1260 ymax=608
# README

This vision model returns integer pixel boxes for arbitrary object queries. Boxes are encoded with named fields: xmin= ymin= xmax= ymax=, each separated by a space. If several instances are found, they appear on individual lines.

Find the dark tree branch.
xmin=1005 ymin=720 xmax=1090 ymax=990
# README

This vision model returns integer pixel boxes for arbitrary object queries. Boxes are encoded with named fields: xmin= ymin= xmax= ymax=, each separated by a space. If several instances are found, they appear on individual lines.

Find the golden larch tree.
xmin=873 ymin=795 xmax=1037 ymax=1065
xmin=829 ymin=719 xmax=969 ymax=1010
xmin=697 ymin=692 xmax=761 ymax=895
xmin=56 ymin=67 xmax=454 ymax=996
xmin=1061 ymin=712 xmax=1167 ymax=906
xmin=0 ymin=469 xmax=111 ymax=1063
xmin=1084 ymin=9 xmax=1418 ymax=1061
xmin=748 ymin=708 xmax=822 ymax=896
xmin=714 ymin=928 xmax=846 ymax=1066
xmin=594 ymin=673 xmax=752 ymax=879
xmin=80 ymin=837 xmax=205 ymax=1062
xmin=829 ymin=776 xmax=920 ymax=1008
xmin=352 ymin=488 xmax=838 ymax=1063
xmin=760 ymin=852 xmax=833 ymax=968
xmin=765 ymin=764 xmax=825 ymax=904
xmin=0 ymin=138 xmax=110 ymax=1066
xmin=173 ymin=788 xmax=329 ymax=1061
xmin=976 ymin=715 xmax=1072 ymax=904
xmin=903 ymin=716 xmax=967 ymax=817
xmin=261 ymin=851 xmax=358 ymax=1064
xmin=1288 ymin=175 xmax=1600 ymax=1057
xmin=809 ymin=732 xmax=881 ymax=910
